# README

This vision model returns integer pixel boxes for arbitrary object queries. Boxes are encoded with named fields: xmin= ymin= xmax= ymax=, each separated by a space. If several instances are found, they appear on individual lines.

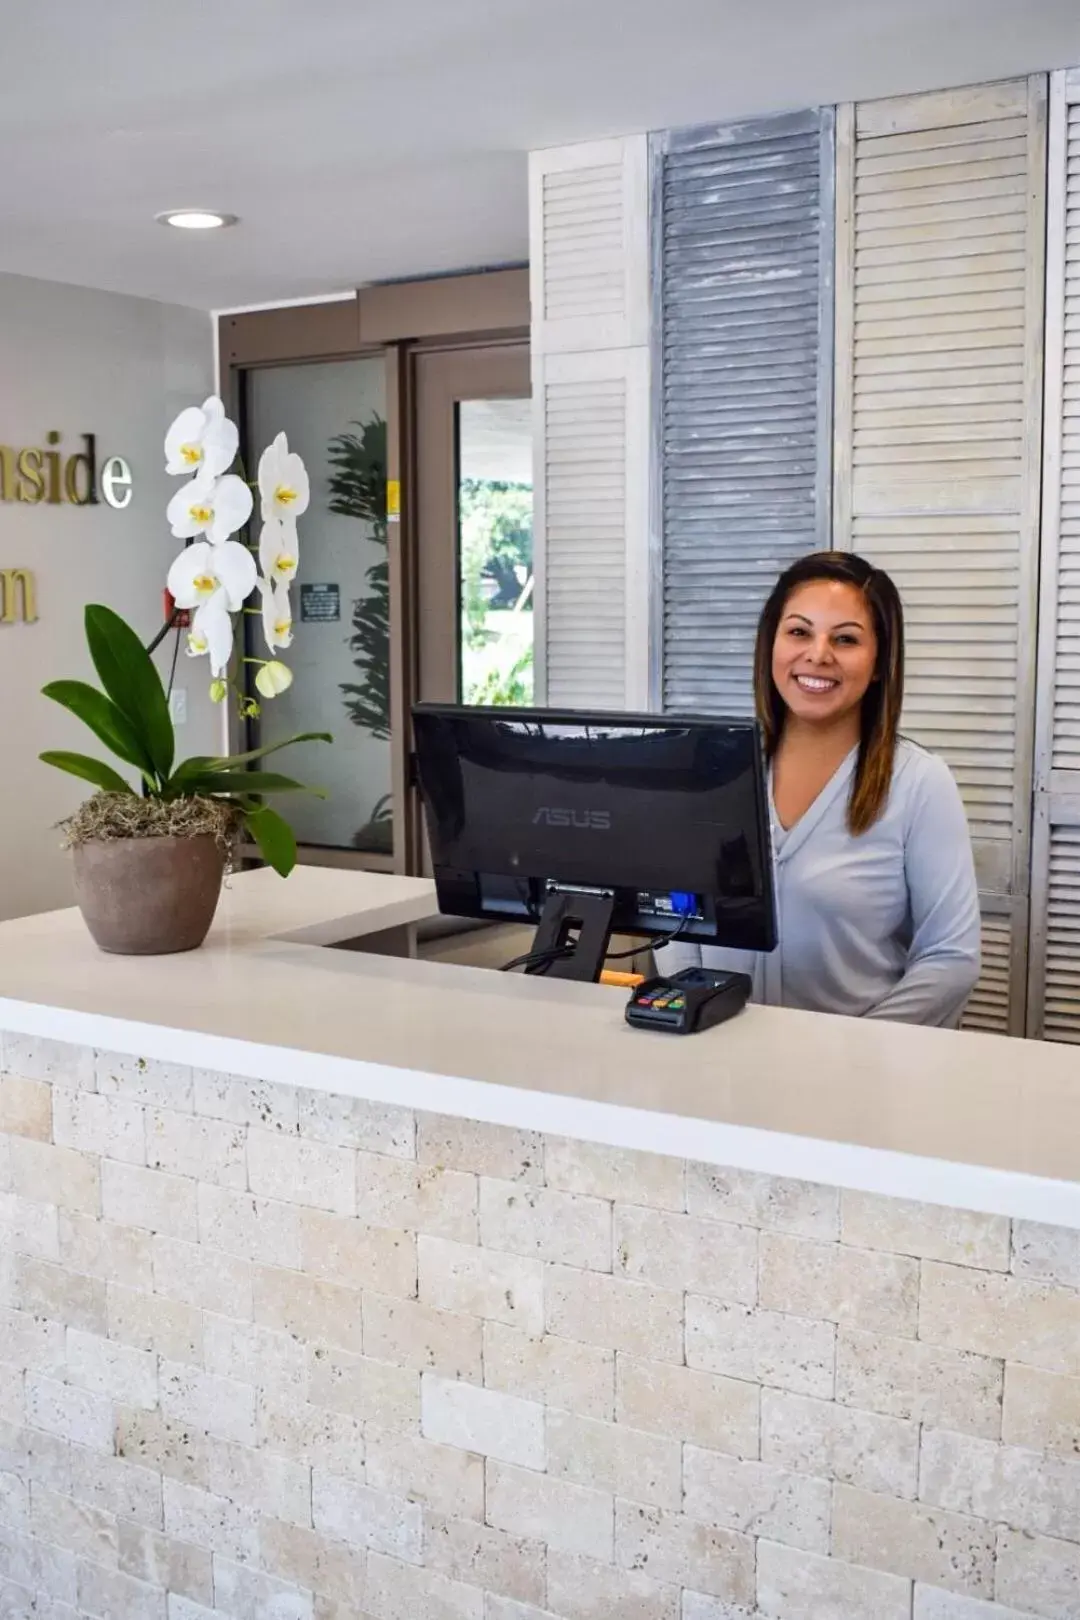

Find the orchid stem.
xmin=146 ymin=610 xmax=180 ymax=657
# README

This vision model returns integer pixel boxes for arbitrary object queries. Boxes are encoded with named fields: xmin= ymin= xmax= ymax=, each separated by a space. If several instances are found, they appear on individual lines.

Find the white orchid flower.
xmin=184 ymin=594 xmax=235 ymax=677
xmin=258 ymin=516 xmax=299 ymax=586
xmin=167 ymin=539 xmax=256 ymax=613
xmin=255 ymin=660 xmax=293 ymax=698
xmin=259 ymin=577 xmax=293 ymax=653
xmin=166 ymin=470 xmax=253 ymax=545
xmin=164 ymin=396 xmax=238 ymax=480
xmin=258 ymin=432 xmax=310 ymax=522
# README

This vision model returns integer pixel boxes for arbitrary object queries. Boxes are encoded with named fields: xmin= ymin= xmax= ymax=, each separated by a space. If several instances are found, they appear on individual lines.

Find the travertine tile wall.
xmin=2 ymin=1032 xmax=1080 ymax=1620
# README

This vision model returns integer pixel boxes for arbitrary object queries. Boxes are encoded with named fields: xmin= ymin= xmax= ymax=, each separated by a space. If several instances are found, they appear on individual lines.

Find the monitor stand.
xmin=526 ymin=887 xmax=615 ymax=983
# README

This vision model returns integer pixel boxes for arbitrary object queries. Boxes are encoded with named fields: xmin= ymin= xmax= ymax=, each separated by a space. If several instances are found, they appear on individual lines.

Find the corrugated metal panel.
xmin=1029 ymin=72 xmax=1080 ymax=1041
xmin=836 ymin=78 xmax=1046 ymax=1036
xmin=656 ymin=110 xmax=834 ymax=714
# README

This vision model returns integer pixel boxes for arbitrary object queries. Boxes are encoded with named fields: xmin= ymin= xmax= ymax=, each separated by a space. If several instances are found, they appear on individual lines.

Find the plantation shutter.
xmin=1029 ymin=69 xmax=1080 ymax=1041
xmin=529 ymin=138 xmax=650 ymax=709
xmin=832 ymin=77 xmax=1047 ymax=1035
xmin=655 ymin=110 xmax=835 ymax=714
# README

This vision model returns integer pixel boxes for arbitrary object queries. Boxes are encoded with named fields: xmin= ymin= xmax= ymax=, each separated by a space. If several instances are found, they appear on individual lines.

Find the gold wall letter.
xmin=0 ymin=446 xmax=16 ymax=502
xmin=64 ymin=434 xmax=97 ymax=505
xmin=0 ymin=569 xmax=38 ymax=623
xmin=44 ymin=432 xmax=62 ymax=505
xmin=17 ymin=448 xmax=45 ymax=503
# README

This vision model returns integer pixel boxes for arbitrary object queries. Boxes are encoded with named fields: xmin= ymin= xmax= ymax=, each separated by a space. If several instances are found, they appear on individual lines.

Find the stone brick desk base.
xmin=2 ymin=1033 xmax=1080 ymax=1620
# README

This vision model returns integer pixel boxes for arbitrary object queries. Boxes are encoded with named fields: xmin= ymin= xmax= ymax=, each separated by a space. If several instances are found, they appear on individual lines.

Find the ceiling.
xmin=4 ymin=0 xmax=1079 ymax=311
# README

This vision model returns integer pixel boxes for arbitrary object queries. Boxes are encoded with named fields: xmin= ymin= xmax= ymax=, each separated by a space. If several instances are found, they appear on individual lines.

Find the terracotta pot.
xmin=72 ymin=835 xmax=225 ymax=955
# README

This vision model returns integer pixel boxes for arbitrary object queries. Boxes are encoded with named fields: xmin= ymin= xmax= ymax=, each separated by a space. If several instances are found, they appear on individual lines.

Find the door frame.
xmin=412 ymin=340 xmax=532 ymax=707
xmin=408 ymin=340 xmax=532 ymax=873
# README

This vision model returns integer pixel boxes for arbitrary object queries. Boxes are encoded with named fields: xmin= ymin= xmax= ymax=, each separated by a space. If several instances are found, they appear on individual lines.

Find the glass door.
xmin=245 ymin=357 xmax=392 ymax=859
xmin=458 ymin=396 xmax=534 ymax=705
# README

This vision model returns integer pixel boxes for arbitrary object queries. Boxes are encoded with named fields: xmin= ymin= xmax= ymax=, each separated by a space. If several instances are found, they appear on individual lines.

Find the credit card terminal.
xmin=625 ymin=967 xmax=752 ymax=1035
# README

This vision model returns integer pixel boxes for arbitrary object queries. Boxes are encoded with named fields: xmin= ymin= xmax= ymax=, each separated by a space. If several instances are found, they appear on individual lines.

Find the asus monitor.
xmin=411 ymin=705 xmax=777 ymax=982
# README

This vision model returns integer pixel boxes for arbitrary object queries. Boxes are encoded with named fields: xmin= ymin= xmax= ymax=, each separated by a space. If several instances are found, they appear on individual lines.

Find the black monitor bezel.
xmin=411 ymin=702 xmax=777 ymax=954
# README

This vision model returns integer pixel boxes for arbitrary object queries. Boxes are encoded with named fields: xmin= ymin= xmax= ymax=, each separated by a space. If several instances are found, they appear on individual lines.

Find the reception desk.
xmin=2 ymin=868 xmax=1079 ymax=1619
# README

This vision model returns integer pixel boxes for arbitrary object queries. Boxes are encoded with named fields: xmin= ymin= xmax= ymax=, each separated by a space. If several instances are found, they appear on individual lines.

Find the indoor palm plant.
xmin=40 ymin=396 xmax=330 ymax=955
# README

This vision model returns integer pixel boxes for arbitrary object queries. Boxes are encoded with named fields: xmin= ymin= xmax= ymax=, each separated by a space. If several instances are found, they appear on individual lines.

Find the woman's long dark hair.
xmin=753 ymin=551 xmax=905 ymax=836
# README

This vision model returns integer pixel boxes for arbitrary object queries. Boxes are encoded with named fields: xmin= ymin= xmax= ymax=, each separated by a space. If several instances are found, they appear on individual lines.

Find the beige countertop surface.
xmin=1 ymin=867 xmax=1078 ymax=1226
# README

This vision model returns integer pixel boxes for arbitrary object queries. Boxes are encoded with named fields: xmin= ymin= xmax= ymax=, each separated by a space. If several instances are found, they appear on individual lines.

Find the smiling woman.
xmin=661 ymin=551 xmax=981 ymax=1027
xmin=757 ymin=552 xmax=905 ymax=838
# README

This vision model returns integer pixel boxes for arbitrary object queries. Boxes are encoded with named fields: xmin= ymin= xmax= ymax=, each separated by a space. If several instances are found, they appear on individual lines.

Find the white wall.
xmin=0 ymin=272 xmax=218 ymax=921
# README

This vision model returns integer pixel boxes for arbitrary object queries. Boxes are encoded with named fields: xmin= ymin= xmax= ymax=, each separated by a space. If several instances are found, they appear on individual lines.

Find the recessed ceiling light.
xmin=156 ymin=209 xmax=238 ymax=231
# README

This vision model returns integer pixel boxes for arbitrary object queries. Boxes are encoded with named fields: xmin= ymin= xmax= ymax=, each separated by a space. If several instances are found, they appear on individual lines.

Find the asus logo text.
xmin=532 ymin=807 xmax=611 ymax=830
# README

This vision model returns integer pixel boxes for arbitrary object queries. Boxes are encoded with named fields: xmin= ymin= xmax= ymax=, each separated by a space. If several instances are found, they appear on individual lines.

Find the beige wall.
xmin=0 ymin=273 xmax=218 ymax=920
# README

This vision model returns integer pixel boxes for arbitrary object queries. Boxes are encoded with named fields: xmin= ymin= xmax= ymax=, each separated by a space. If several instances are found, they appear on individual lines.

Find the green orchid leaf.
xmin=184 ymin=770 xmax=327 ymax=797
xmin=244 ymin=804 xmax=297 ymax=877
xmin=202 ymin=731 xmax=332 ymax=770
xmin=84 ymin=604 xmax=175 ymax=782
xmin=42 ymin=680 xmax=155 ymax=776
xmin=161 ymin=756 xmax=216 ymax=794
xmin=168 ymin=731 xmax=331 ymax=792
xmin=39 ymin=751 xmax=134 ymax=795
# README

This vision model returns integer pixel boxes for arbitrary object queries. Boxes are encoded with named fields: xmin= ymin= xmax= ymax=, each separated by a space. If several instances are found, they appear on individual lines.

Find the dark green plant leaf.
xmin=41 ymin=681 xmax=155 ymax=775
xmin=39 ymin=751 xmax=134 ymax=795
xmin=244 ymin=805 xmax=297 ymax=877
xmin=162 ymin=755 xmax=215 ymax=787
xmin=210 ymin=730 xmax=333 ymax=769
xmin=167 ymin=732 xmax=332 ymax=795
xmin=176 ymin=732 xmax=331 ymax=779
xmin=182 ymin=770 xmax=326 ymax=797
xmin=84 ymin=605 xmax=174 ymax=782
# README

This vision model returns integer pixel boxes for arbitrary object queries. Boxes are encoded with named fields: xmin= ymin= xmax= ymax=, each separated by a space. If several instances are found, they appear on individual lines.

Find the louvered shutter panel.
xmin=1040 ymin=826 xmax=1080 ymax=1041
xmin=655 ymin=110 xmax=835 ymax=714
xmin=1029 ymin=69 xmax=1080 ymax=1040
xmin=963 ymin=914 xmax=1015 ymax=1032
xmin=833 ymin=77 xmax=1047 ymax=1036
xmin=530 ymin=139 xmax=650 ymax=709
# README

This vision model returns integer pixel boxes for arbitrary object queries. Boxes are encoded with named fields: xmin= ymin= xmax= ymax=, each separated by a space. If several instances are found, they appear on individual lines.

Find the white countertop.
xmin=2 ymin=868 xmax=1079 ymax=1227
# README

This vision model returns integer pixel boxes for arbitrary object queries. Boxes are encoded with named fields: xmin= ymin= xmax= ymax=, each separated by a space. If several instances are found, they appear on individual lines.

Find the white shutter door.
xmin=1040 ymin=823 xmax=1080 ymax=1041
xmin=530 ymin=139 xmax=650 ymax=709
xmin=963 ymin=913 xmax=1015 ymax=1033
xmin=1029 ymin=69 xmax=1080 ymax=1040
xmin=655 ymin=110 xmax=835 ymax=715
xmin=834 ymin=77 xmax=1047 ymax=1036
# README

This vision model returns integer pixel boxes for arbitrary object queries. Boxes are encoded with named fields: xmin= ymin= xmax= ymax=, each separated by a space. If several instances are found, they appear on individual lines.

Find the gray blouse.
xmin=659 ymin=739 xmax=981 ymax=1028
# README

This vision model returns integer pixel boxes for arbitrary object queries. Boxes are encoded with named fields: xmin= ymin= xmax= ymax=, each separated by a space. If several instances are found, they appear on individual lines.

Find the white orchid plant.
xmin=165 ymin=396 xmax=305 ymax=705
xmin=38 ymin=397 xmax=330 ymax=876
